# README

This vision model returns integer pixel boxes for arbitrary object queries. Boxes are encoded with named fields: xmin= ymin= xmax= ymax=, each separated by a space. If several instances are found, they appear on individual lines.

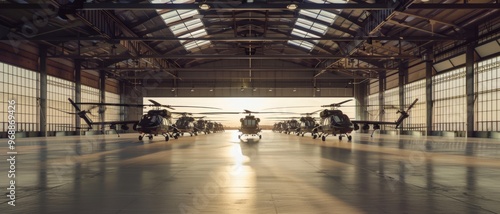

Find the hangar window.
xmin=0 ymin=63 xmax=38 ymax=132
xmin=82 ymin=85 xmax=101 ymax=130
xmin=475 ymin=56 xmax=500 ymax=131
xmin=367 ymin=94 xmax=380 ymax=121
xmin=404 ymin=80 xmax=426 ymax=131
xmin=433 ymin=68 xmax=466 ymax=131
xmin=47 ymin=76 xmax=75 ymax=131
xmin=105 ymin=91 xmax=121 ymax=122
xmin=382 ymin=87 xmax=400 ymax=130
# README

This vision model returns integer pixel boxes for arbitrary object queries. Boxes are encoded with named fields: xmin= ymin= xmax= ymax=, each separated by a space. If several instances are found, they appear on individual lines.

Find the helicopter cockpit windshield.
xmin=242 ymin=119 xmax=257 ymax=127
xmin=140 ymin=114 xmax=161 ymax=126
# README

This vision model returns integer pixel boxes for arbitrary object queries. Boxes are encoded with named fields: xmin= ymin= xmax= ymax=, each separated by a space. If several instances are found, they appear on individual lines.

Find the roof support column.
xmin=399 ymin=60 xmax=408 ymax=134
xmin=74 ymin=60 xmax=81 ymax=132
xmin=378 ymin=71 xmax=386 ymax=122
xmin=466 ymin=42 xmax=476 ymax=137
xmin=99 ymin=70 xmax=106 ymax=133
xmin=425 ymin=51 xmax=433 ymax=136
xmin=39 ymin=45 xmax=47 ymax=137
xmin=121 ymin=83 xmax=143 ymax=125
xmin=354 ymin=82 xmax=367 ymax=120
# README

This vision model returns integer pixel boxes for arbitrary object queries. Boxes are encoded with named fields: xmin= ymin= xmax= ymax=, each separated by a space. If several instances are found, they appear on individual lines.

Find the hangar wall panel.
xmin=47 ymin=76 xmax=75 ymax=131
xmin=382 ymin=87 xmax=399 ymax=130
xmin=403 ymin=79 xmax=426 ymax=131
xmin=81 ymin=85 xmax=101 ymax=129
xmin=105 ymin=91 xmax=121 ymax=122
xmin=475 ymin=56 xmax=500 ymax=131
xmin=0 ymin=62 xmax=38 ymax=132
xmin=432 ymin=67 xmax=466 ymax=131
xmin=367 ymin=94 xmax=380 ymax=121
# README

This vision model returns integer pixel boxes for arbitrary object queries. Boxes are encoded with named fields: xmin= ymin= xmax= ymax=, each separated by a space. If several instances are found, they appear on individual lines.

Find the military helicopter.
xmin=296 ymin=110 xmax=321 ymax=137
xmin=174 ymin=113 xmax=198 ymax=137
xmin=200 ymin=110 xmax=288 ymax=140
xmin=313 ymin=98 xmax=418 ymax=141
xmin=69 ymin=98 xmax=219 ymax=141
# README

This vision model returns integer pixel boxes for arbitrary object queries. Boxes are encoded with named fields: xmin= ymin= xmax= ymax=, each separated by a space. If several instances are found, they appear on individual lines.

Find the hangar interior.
xmin=2 ymin=1 xmax=500 ymax=214
xmin=1 ymin=0 xmax=499 ymax=138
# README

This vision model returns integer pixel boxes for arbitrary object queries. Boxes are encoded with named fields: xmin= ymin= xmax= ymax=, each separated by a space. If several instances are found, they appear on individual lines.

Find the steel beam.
xmin=4 ymin=3 xmax=497 ymax=10
xmin=425 ymin=51 xmax=433 ymax=136
xmin=99 ymin=70 xmax=106 ymax=133
xmin=39 ymin=46 xmax=48 ymax=137
xmin=378 ymin=71 xmax=386 ymax=123
xmin=0 ymin=3 xmax=396 ymax=11
xmin=398 ymin=60 xmax=408 ymax=134
xmin=48 ymin=54 xmax=417 ymax=60
xmin=83 ymin=67 xmax=398 ymax=72
xmin=466 ymin=42 xmax=476 ymax=137
xmin=75 ymin=60 xmax=81 ymax=131
xmin=8 ymin=36 xmax=467 ymax=42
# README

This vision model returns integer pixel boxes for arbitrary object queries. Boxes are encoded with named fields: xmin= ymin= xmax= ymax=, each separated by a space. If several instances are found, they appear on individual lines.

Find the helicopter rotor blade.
xmin=48 ymin=107 xmax=78 ymax=115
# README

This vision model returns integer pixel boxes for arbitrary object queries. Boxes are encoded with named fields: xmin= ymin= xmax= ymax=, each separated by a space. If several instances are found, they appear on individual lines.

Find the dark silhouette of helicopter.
xmin=174 ymin=113 xmax=198 ymax=137
xmin=200 ymin=110 xmax=288 ymax=140
xmin=313 ymin=98 xmax=418 ymax=141
xmin=69 ymin=98 xmax=219 ymax=141
xmin=296 ymin=110 xmax=321 ymax=137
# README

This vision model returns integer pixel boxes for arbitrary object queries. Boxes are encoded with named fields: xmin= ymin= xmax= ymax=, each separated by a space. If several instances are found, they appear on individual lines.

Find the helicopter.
xmin=296 ymin=110 xmax=321 ymax=137
xmin=174 ymin=113 xmax=198 ymax=137
xmin=313 ymin=98 xmax=418 ymax=141
xmin=70 ymin=98 xmax=219 ymax=141
xmin=199 ymin=109 xmax=288 ymax=140
xmin=238 ymin=111 xmax=262 ymax=139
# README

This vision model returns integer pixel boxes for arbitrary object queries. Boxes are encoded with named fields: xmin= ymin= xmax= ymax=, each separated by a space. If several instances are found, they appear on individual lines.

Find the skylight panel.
xmin=288 ymin=0 xmax=345 ymax=51
xmin=151 ymin=0 xmax=210 ymax=51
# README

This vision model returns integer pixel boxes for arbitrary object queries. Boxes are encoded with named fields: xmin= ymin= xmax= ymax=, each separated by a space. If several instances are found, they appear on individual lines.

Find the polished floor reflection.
xmin=1 ymin=131 xmax=500 ymax=214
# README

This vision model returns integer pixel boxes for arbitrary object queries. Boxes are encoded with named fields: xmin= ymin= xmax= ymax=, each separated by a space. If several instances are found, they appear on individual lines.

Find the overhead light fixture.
xmin=421 ymin=0 xmax=430 ymax=2
xmin=199 ymin=3 xmax=210 ymax=10
xmin=209 ymin=88 xmax=213 ymax=92
xmin=287 ymin=3 xmax=298 ymax=10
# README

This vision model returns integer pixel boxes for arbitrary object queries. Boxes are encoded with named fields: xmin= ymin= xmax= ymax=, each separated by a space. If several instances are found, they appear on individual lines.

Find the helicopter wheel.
xmin=139 ymin=136 xmax=143 ymax=141
xmin=181 ymin=133 xmax=184 ymax=136
xmin=347 ymin=135 xmax=352 ymax=141
xmin=259 ymin=135 xmax=262 ymax=139
xmin=238 ymin=135 xmax=241 ymax=139
xmin=301 ymin=133 xmax=305 ymax=137
xmin=339 ymin=135 xmax=342 ymax=141
xmin=321 ymin=135 xmax=326 ymax=141
xmin=174 ymin=134 xmax=179 ymax=139
xmin=296 ymin=132 xmax=300 ymax=136
xmin=165 ymin=135 xmax=169 ymax=141
xmin=148 ymin=135 xmax=153 ymax=140
xmin=195 ymin=132 xmax=198 ymax=136
xmin=313 ymin=134 xmax=317 ymax=139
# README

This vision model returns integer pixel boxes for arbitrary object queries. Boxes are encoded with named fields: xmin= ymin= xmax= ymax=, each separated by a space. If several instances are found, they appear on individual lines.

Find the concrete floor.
xmin=1 ymin=130 xmax=500 ymax=214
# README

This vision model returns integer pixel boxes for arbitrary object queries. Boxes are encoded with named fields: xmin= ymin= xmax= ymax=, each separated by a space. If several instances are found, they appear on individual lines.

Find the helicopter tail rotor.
xmin=395 ymin=98 xmax=418 ymax=128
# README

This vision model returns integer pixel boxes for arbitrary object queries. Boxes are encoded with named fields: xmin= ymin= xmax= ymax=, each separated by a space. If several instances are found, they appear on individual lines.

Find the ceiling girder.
xmin=48 ymin=54 xmax=417 ymax=60
xmin=7 ymin=36 xmax=467 ymax=42
xmin=3 ymin=3 xmax=498 ymax=10
xmin=84 ymin=67 xmax=397 ymax=72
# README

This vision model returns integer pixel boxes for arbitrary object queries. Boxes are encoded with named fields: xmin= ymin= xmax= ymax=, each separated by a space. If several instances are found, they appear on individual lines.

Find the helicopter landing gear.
xmin=238 ymin=135 xmax=241 ymax=139
xmin=259 ymin=135 xmax=262 ymax=139
xmin=339 ymin=135 xmax=342 ymax=141
xmin=139 ymin=135 xmax=143 ymax=141
xmin=301 ymin=133 xmax=305 ymax=137
xmin=174 ymin=134 xmax=179 ymax=139
xmin=321 ymin=135 xmax=326 ymax=141
xmin=194 ymin=132 xmax=198 ymax=136
xmin=347 ymin=135 xmax=352 ymax=141
xmin=148 ymin=135 xmax=153 ymax=140
xmin=313 ymin=134 xmax=317 ymax=139
xmin=164 ymin=134 xmax=170 ymax=141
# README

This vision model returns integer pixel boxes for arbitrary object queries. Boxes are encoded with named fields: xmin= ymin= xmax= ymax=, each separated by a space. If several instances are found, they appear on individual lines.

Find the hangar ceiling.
xmin=0 ymin=0 xmax=498 ymax=95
